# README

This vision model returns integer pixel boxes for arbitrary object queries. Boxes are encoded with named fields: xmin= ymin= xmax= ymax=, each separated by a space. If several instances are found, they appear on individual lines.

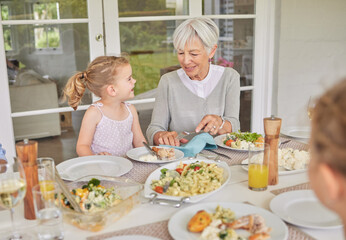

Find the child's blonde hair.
xmin=63 ymin=55 xmax=129 ymax=110
xmin=311 ymin=78 xmax=346 ymax=175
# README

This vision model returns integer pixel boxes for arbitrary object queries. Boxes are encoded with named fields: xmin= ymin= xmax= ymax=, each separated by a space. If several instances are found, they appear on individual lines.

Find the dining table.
xmin=0 ymin=136 xmax=344 ymax=240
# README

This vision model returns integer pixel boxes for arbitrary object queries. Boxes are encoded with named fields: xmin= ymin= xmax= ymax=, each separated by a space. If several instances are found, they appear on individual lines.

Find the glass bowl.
xmin=61 ymin=175 xmax=143 ymax=232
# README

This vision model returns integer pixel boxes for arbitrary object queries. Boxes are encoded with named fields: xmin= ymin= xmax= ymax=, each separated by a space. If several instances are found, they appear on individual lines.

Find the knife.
xmin=142 ymin=142 xmax=160 ymax=159
xmin=177 ymin=131 xmax=204 ymax=141
xmin=205 ymin=149 xmax=232 ymax=159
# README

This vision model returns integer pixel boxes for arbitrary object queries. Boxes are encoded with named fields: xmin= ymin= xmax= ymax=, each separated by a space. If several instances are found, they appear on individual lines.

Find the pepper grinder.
xmin=15 ymin=139 xmax=39 ymax=220
xmin=263 ymin=115 xmax=282 ymax=185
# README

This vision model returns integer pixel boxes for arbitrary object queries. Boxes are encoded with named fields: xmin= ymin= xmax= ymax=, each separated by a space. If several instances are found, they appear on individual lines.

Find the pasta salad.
xmin=151 ymin=161 xmax=224 ymax=197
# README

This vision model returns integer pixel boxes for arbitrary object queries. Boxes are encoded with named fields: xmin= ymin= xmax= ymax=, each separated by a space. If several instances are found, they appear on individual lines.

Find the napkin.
xmin=161 ymin=132 xmax=217 ymax=157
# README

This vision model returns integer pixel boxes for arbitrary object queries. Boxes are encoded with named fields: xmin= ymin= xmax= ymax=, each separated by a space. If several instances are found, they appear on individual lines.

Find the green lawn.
xmin=130 ymin=52 xmax=179 ymax=95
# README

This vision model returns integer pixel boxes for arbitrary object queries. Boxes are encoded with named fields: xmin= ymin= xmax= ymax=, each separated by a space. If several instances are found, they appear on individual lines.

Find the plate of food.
xmin=61 ymin=175 xmax=143 ymax=231
xmin=56 ymin=155 xmax=133 ymax=181
xmin=144 ymin=159 xmax=231 ymax=203
xmin=126 ymin=146 xmax=184 ymax=164
xmin=168 ymin=202 xmax=288 ymax=240
xmin=214 ymin=131 xmax=264 ymax=152
xmin=241 ymin=148 xmax=310 ymax=175
xmin=270 ymin=190 xmax=342 ymax=229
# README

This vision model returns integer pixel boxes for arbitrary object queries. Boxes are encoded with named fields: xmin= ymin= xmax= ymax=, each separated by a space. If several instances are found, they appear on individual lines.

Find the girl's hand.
xmin=155 ymin=131 xmax=181 ymax=146
xmin=195 ymin=114 xmax=223 ymax=135
xmin=98 ymin=152 xmax=111 ymax=155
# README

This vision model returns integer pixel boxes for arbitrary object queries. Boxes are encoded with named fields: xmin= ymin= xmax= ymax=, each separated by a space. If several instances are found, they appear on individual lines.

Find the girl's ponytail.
xmin=63 ymin=72 xmax=87 ymax=110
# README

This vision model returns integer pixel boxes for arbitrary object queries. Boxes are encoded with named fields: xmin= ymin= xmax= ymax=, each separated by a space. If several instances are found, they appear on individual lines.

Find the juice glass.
xmin=248 ymin=143 xmax=269 ymax=191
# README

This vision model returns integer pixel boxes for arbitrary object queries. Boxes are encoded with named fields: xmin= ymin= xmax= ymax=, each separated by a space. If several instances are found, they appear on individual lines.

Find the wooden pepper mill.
xmin=263 ymin=116 xmax=282 ymax=185
xmin=16 ymin=139 xmax=39 ymax=220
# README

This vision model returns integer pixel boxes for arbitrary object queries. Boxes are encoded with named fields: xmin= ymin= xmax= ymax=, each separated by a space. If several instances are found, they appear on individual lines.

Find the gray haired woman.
xmin=147 ymin=17 xmax=240 ymax=146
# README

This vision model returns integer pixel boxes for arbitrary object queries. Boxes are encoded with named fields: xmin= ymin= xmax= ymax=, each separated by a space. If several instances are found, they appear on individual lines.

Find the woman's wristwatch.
xmin=219 ymin=116 xmax=225 ymax=129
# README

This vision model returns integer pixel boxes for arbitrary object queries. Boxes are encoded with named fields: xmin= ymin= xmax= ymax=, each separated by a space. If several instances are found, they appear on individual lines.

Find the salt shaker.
xmin=263 ymin=115 xmax=282 ymax=185
xmin=15 ymin=139 xmax=39 ymax=220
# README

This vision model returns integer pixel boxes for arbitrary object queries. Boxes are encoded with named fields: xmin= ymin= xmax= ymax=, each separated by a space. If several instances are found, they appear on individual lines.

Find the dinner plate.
xmin=281 ymin=126 xmax=311 ymax=139
xmin=105 ymin=236 xmax=160 ymax=240
xmin=126 ymin=146 xmax=184 ymax=164
xmin=144 ymin=159 xmax=231 ymax=203
xmin=56 ymin=155 xmax=133 ymax=181
xmin=270 ymin=190 xmax=342 ymax=229
xmin=214 ymin=134 xmax=263 ymax=152
xmin=241 ymin=159 xmax=307 ymax=175
xmin=168 ymin=202 xmax=288 ymax=240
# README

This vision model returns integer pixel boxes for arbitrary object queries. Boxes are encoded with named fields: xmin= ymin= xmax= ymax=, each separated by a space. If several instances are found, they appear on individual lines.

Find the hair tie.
xmin=82 ymin=73 xmax=85 ymax=79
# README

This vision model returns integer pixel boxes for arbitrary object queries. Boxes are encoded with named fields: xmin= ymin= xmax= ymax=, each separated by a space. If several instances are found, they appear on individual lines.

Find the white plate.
xmin=126 ymin=146 xmax=184 ymax=164
xmin=270 ymin=190 xmax=342 ymax=229
xmin=241 ymin=159 xmax=307 ymax=175
xmin=56 ymin=155 xmax=133 ymax=181
xmin=144 ymin=159 xmax=231 ymax=203
xmin=168 ymin=202 xmax=288 ymax=240
xmin=105 ymin=235 xmax=160 ymax=240
xmin=281 ymin=126 xmax=311 ymax=139
xmin=214 ymin=134 xmax=263 ymax=152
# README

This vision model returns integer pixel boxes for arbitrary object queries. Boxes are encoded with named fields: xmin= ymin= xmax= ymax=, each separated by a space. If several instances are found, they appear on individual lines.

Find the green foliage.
xmin=130 ymin=52 xmax=179 ymax=95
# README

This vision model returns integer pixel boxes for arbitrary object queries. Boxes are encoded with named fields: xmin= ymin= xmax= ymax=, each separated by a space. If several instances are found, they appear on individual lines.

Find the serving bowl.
xmin=61 ymin=175 xmax=143 ymax=231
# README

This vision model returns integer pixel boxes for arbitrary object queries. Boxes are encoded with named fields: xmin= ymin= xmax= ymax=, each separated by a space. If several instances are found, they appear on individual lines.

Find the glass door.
xmin=0 ymin=0 xmax=104 ymax=158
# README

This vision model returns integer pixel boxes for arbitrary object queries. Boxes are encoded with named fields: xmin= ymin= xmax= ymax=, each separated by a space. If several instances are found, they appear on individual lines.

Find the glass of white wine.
xmin=0 ymin=160 xmax=28 ymax=240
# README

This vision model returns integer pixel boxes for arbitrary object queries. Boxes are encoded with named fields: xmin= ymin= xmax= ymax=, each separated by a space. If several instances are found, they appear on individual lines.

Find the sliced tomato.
xmin=194 ymin=166 xmax=201 ymax=171
xmin=176 ymin=168 xmax=184 ymax=175
xmin=154 ymin=186 xmax=163 ymax=194
xmin=225 ymin=139 xmax=234 ymax=146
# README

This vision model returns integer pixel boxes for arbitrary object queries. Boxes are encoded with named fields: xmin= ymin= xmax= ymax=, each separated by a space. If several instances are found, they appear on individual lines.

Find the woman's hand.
xmin=195 ymin=114 xmax=224 ymax=135
xmin=154 ymin=131 xmax=181 ymax=146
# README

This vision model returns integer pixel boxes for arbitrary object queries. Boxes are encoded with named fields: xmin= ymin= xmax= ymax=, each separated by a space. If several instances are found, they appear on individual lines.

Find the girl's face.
xmin=177 ymin=37 xmax=216 ymax=81
xmin=114 ymin=64 xmax=136 ymax=100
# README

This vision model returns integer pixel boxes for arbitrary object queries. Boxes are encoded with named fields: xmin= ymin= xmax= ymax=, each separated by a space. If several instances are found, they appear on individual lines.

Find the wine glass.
xmin=0 ymin=160 xmax=28 ymax=240
xmin=307 ymin=97 xmax=316 ymax=120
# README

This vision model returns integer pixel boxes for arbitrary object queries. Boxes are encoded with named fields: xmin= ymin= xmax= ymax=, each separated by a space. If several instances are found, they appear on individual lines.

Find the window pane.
xmin=120 ymin=21 xmax=179 ymax=94
xmin=203 ymin=0 xmax=255 ymax=15
xmin=3 ymin=27 xmax=12 ymax=50
xmin=5 ymin=23 xmax=91 ymax=111
xmin=0 ymin=0 xmax=87 ymax=20
xmin=118 ymin=0 xmax=189 ymax=17
xmin=213 ymin=19 xmax=254 ymax=86
xmin=34 ymin=27 xmax=48 ymax=49
xmin=240 ymin=90 xmax=252 ymax=131
xmin=1 ymin=4 xmax=9 ymax=20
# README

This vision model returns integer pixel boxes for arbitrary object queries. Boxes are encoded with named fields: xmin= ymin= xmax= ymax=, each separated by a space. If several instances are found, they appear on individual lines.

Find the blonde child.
xmin=64 ymin=56 xmax=146 ymax=156
xmin=309 ymin=78 xmax=346 ymax=236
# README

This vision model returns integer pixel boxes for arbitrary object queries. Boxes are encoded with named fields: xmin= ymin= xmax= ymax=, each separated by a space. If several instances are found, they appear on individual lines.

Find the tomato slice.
xmin=154 ymin=186 xmax=163 ymax=194
xmin=225 ymin=139 xmax=234 ymax=146
xmin=176 ymin=168 xmax=184 ymax=175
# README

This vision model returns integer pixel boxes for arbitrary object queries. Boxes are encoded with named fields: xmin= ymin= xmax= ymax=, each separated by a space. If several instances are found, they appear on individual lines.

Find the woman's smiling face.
xmin=177 ymin=37 xmax=216 ymax=81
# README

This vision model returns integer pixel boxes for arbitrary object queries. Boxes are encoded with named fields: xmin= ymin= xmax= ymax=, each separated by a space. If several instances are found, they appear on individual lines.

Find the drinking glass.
xmin=32 ymin=182 xmax=64 ymax=240
xmin=248 ymin=143 xmax=270 ymax=191
xmin=0 ymin=160 xmax=28 ymax=239
xmin=37 ymin=157 xmax=55 ymax=191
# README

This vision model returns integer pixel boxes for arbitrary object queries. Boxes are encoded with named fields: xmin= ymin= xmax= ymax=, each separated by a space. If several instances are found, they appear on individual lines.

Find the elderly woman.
xmin=146 ymin=17 xmax=240 ymax=146
xmin=309 ymin=79 xmax=346 ymax=236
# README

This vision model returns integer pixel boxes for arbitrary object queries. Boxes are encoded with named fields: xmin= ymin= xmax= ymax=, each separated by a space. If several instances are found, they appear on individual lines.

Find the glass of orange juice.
xmin=37 ymin=157 xmax=55 ymax=191
xmin=248 ymin=143 xmax=269 ymax=191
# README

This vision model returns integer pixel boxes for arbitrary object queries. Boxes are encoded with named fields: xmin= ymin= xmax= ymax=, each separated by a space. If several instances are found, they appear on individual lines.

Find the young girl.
xmin=64 ymin=56 xmax=146 ymax=157
xmin=309 ymin=78 xmax=346 ymax=236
